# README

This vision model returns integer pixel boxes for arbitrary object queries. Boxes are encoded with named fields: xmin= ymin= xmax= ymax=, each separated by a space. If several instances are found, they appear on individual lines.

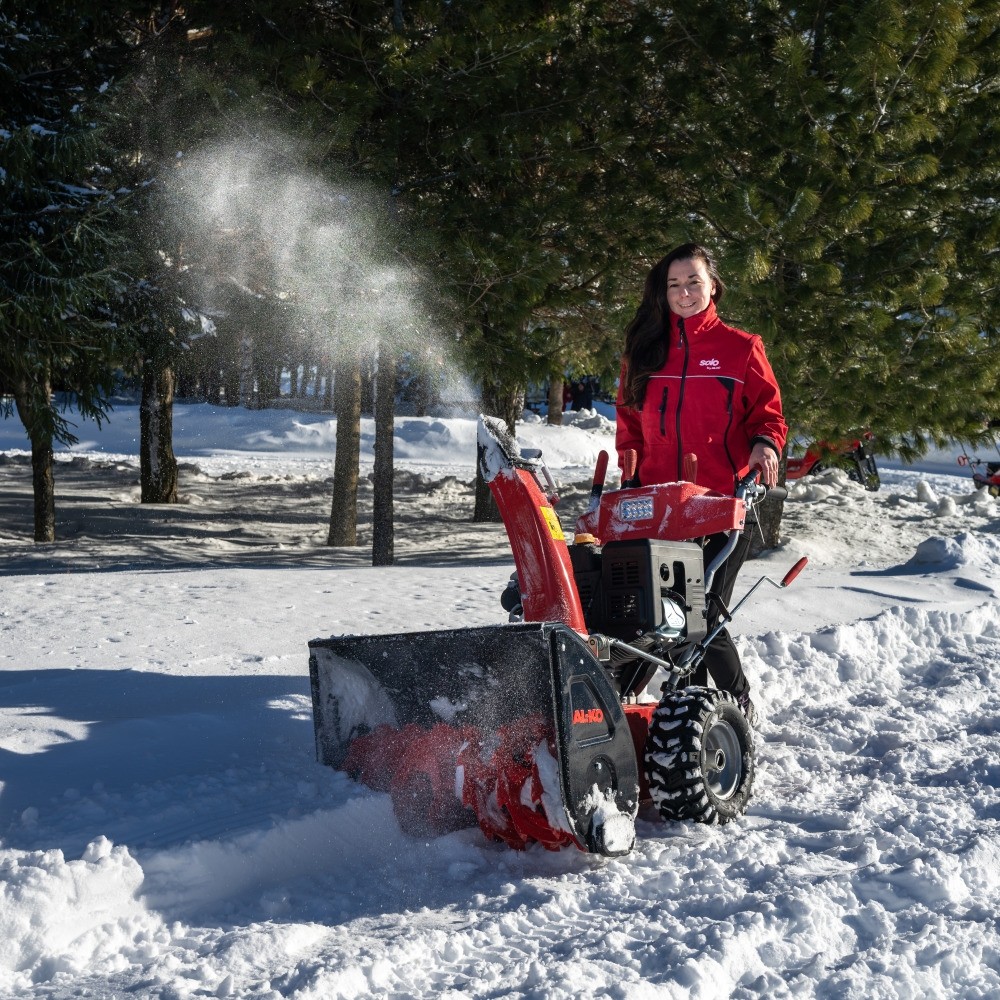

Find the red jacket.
xmin=615 ymin=301 xmax=787 ymax=495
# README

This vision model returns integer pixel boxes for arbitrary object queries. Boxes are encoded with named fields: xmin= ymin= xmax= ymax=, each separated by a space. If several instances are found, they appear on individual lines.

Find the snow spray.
xmin=159 ymin=131 xmax=476 ymax=411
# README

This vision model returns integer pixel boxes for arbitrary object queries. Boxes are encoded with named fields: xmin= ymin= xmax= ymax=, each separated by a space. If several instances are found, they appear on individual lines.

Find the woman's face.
xmin=666 ymin=257 xmax=716 ymax=318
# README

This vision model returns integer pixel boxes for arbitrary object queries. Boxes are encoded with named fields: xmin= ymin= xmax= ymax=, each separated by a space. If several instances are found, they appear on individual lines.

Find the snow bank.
xmin=0 ymin=838 xmax=164 ymax=994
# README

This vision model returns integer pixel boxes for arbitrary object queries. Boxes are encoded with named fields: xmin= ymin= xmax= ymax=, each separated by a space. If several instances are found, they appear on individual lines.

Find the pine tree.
xmin=99 ymin=4 xmax=295 ymax=503
xmin=633 ymin=0 xmax=1000 ymax=456
xmin=301 ymin=3 xmax=670 ymax=516
xmin=0 ymin=5 xmax=131 ymax=540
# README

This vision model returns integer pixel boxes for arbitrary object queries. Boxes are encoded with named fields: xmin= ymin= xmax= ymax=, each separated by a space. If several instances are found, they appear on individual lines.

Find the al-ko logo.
xmin=699 ymin=358 xmax=721 ymax=369
xmin=573 ymin=708 xmax=605 ymax=725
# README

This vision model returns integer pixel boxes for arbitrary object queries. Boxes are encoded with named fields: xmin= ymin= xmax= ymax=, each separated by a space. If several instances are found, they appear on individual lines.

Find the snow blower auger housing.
xmin=309 ymin=621 xmax=639 ymax=856
xmin=308 ymin=415 xmax=807 ymax=858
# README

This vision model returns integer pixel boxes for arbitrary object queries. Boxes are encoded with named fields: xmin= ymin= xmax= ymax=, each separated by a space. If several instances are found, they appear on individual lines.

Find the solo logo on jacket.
xmin=699 ymin=358 xmax=721 ymax=369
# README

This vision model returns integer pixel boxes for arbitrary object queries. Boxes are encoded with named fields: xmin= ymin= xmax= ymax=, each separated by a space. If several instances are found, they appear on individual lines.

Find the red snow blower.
xmin=308 ymin=416 xmax=807 ymax=857
xmin=785 ymin=432 xmax=880 ymax=491
xmin=958 ymin=438 xmax=1000 ymax=497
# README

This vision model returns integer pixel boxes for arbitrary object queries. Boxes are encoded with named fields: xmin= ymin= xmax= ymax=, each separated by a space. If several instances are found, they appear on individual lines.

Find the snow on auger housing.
xmin=308 ymin=415 xmax=806 ymax=857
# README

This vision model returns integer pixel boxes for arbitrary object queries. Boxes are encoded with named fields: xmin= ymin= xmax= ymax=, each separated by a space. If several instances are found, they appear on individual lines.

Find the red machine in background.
xmin=785 ymin=432 xmax=880 ymax=491
xmin=958 ymin=442 xmax=1000 ymax=497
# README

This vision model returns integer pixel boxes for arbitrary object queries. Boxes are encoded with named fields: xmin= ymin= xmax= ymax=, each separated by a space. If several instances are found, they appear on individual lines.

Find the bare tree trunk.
xmin=140 ymin=363 xmax=179 ymax=503
xmin=205 ymin=342 xmax=223 ymax=405
xmin=360 ymin=354 xmax=376 ymax=415
xmin=547 ymin=378 xmax=564 ymax=426
xmin=13 ymin=376 xmax=55 ymax=542
xmin=28 ymin=435 xmax=55 ymax=543
xmin=322 ymin=363 xmax=334 ymax=409
xmin=372 ymin=351 xmax=397 ymax=566
xmin=328 ymin=355 xmax=362 ymax=546
xmin=411 ymin=370 xmax=431 ymax=417
xmin=474 ymin=374 xmax=525 ymax=522
xmin=268 ymin=363 xmax=282 ymax=404
xmin=238 ymin=336 xmax=255 ymax=408
xmin=223 ymin=340 xmax=241 ymax=406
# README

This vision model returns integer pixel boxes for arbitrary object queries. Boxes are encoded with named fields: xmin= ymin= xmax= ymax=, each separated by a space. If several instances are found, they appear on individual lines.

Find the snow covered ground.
xmin=2 ymin=401 xmax=1000 ymax=999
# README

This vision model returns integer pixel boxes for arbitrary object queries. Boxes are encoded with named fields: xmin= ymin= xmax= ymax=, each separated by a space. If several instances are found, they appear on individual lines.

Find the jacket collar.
xmin=668 ymin=300 xmax=718 ymax=338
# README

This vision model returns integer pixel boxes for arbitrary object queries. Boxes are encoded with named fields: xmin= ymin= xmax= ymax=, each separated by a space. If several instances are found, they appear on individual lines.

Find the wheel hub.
xmin=704 ymin=720 xmax=743 ymax=800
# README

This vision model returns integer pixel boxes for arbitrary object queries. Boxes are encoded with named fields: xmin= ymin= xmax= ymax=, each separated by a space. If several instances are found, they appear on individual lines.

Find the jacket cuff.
xmin=750 ymin=436 xmax=780 ymax=457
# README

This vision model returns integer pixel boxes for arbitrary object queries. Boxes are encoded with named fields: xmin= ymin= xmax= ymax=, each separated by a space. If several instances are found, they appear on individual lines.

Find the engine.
xmin=569 ymin=536 xmax=708 ymax=696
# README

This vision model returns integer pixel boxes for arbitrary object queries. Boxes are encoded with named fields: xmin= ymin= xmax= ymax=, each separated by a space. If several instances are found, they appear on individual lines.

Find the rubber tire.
xmin=849 ymin=458 xmax=881 ymax=492
xmin=812 ymin=455 xmax=881 ymax=492
xmin=644 ymin=688 xmax=755 ymax=825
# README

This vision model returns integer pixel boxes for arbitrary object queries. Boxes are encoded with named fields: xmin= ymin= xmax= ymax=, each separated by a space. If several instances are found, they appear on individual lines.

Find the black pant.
xmin=686 ymin=527 xmax=754 ymax=696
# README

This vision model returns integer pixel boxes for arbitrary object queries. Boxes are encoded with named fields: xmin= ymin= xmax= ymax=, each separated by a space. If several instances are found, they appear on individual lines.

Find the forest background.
xmin=2 ymin=0 xmax=999 ymax=552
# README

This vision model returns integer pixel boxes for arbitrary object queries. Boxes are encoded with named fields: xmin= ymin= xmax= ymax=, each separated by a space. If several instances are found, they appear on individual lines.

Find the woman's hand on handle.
xmin=749 ymin=442 xmax=779 ymax=488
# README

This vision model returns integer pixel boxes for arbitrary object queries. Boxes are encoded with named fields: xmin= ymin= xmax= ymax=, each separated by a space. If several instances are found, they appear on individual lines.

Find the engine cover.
xmin=574 ymin=538 xmax=707 ymax=644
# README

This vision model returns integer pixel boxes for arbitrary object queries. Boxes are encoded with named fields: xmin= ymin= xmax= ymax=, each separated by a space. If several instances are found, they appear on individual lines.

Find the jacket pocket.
xmin=658 ymin=385 xmax=669 ymax=435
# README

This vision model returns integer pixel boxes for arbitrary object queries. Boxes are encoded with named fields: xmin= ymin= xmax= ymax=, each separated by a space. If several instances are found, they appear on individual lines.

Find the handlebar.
xmin=736 ymin=469 xmax=787 ymax=504
xmin=703 ymin=471 xmax=786 ymax=592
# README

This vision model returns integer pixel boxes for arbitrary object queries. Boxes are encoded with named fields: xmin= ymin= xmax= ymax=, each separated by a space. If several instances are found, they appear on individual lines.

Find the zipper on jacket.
xmin=658 ymin=385 xmax=669 ymax=435
xmin=675 ymin=317 xmax=688 ymax=481
xmin=718 ymin=376 xmax=739 ymax=489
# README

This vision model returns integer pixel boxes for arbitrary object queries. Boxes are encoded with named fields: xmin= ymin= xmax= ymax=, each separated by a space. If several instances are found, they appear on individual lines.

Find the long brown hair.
xmin=620 ymin=243 xmax=726 ymax=407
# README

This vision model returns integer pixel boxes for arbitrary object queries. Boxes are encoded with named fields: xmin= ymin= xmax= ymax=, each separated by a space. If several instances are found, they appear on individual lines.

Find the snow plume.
xmin=160 ymin=132 xmax=477 ymax=410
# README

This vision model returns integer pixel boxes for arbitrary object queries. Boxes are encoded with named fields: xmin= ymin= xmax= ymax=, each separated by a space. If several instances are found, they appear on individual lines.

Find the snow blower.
xmin=308 ymin=416 xmax=807 ymax=857
xmin=785 ymin=432 xmax=880 ymax=491
xmin=958 ymin=435 xmax=1000 ymax=497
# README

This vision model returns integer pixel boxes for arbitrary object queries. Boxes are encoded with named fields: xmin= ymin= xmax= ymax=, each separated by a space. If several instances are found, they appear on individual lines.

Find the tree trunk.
xmin=748 ymin=449 xmax=787 ymax=558
xmin=372 ymin=351 xmax=397 ymax=566
xmin=322 ymin=364 xmax=334 ymax=409
xmin=328 ymin=355 xmax=363 ymax=546
xmin=140 ymin=363 xmax=179 ymax=503
xmin=360 ymin=354 xmax=376 ymax=415
xmin=412 ymin=371 xmax=432 ymax=417
xmin=238 ymin=335 xmax=255 ymax=408
xmin=547 ymin=378 xmax=564 ymax=426
xmin=13 ymin=376 xmax=55 ymax=543
xmin=205 ymin=343 xmax=223 ymax=406
xmin=28 ymin=435 xmax=55 ymax=543
xmin=473 ymin=375 xmax=525 ymax=522
xmin=223 ymin=342 xmax=241 ymax=406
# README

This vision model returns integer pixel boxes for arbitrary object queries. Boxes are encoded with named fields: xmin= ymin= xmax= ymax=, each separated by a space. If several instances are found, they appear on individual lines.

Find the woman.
xmin=615 ymin=243 xmax=787 ymax=726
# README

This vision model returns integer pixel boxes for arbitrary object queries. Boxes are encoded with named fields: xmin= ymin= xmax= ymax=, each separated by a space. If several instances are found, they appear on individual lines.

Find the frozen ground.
xmin=1 ymin=402 xmax=999 ymax=999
